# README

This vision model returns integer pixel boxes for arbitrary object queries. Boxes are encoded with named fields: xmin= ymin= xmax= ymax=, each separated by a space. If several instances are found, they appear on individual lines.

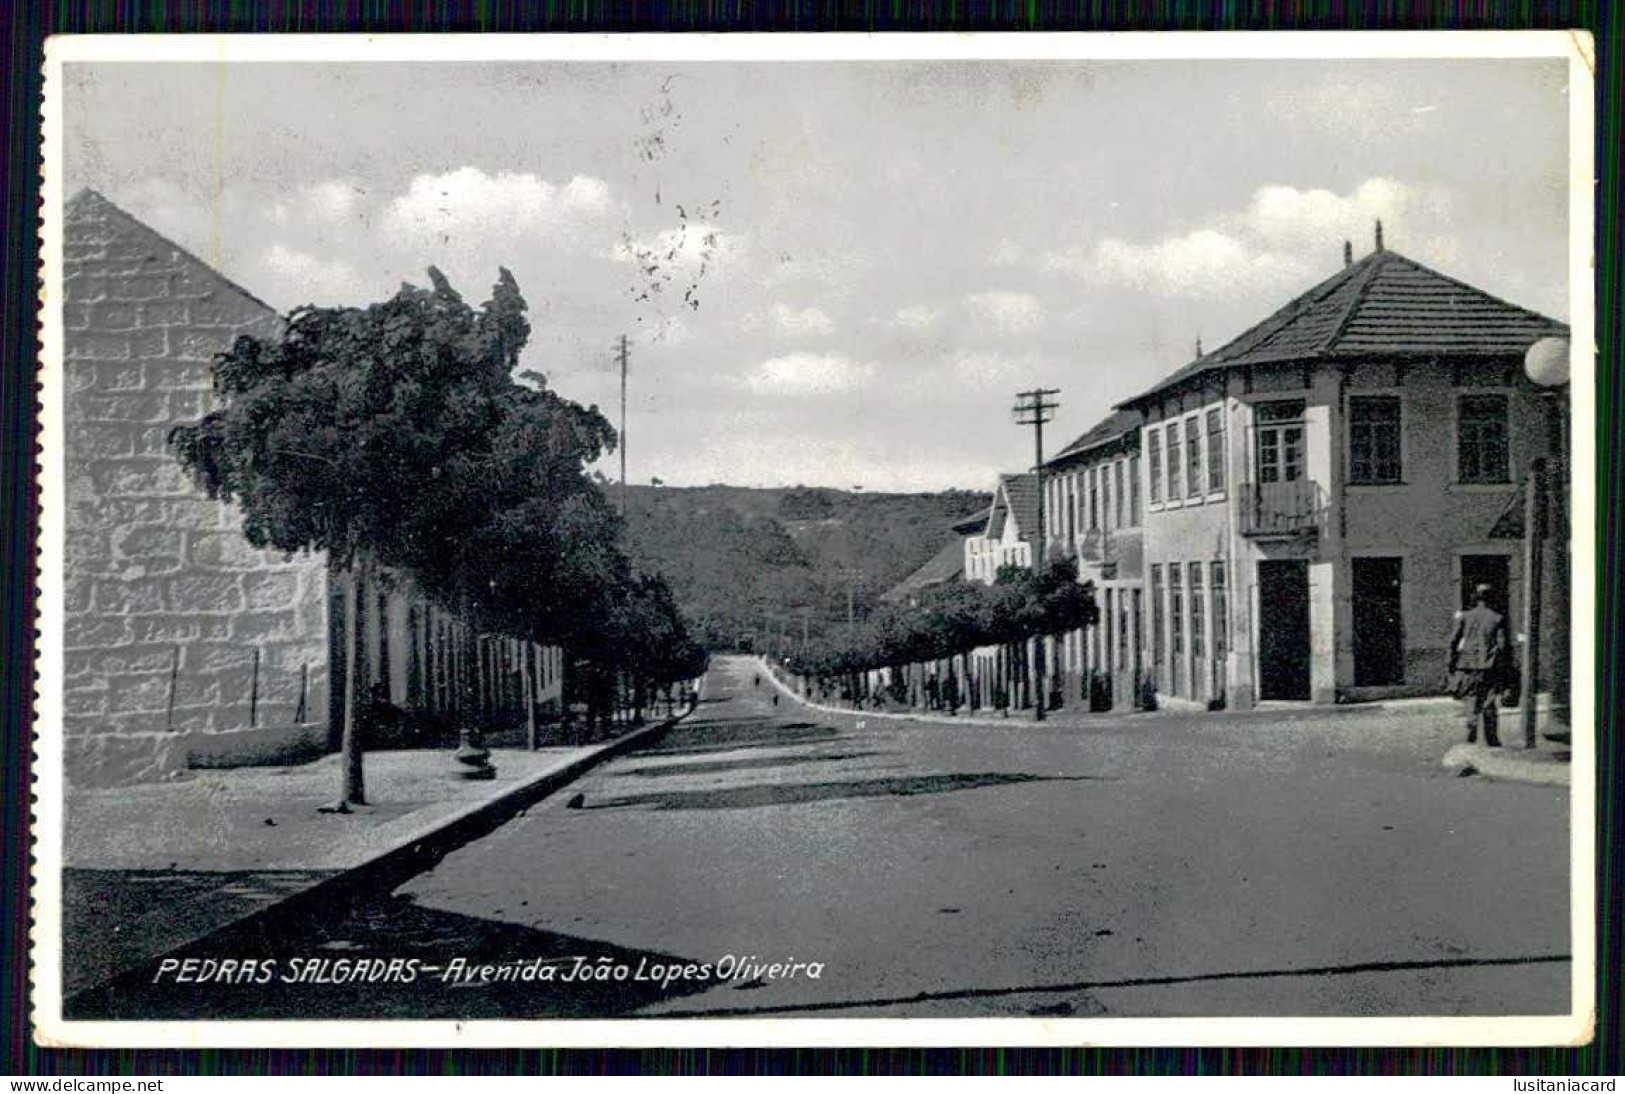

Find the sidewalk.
xmin=62 ymin=711 xmax=691 ymax=998
xmin=761 ymin=657 xmax=1459 ymax=731
xmin=761 ymin=658 xmax=1571 ymax=786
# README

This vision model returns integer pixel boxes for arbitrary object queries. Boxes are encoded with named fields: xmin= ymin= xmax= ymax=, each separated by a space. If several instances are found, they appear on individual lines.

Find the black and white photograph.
xmin=31 ymin=33 xmax=1594 ymax=1047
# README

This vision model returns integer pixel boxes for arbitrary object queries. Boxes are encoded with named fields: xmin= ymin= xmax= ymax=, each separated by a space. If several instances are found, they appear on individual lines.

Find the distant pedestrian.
xmin=754 ymin=673 xmax=761 ymax=689
xmin=772 ymin=694 xmax=779 ymax=707
xmin=1448 ymin=584 xmax=1511 ymax=747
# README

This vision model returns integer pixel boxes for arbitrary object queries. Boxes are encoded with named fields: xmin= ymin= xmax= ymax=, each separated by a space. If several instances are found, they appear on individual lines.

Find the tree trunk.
xmin=338 ymin=548 xmax=370 ymax=806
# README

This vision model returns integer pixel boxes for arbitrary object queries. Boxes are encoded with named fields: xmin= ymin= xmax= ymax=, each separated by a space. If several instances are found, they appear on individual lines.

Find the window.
xmin=1101 ymin=466 xmax=1113 ymax=530
xmin=1148 ymin=432 xmax=1163 ymax=504
xmin=1206 ymin=407 xmax=1225 ymax=492
xmin=1116 ymin=590 xmax=1129 ymax=670
xmin=1088 ymin=468 xmax=1099 ymax=530
xmin=1150 ymin=565 xmax=1165 ymax=670
xmin=1189 ymin=563 xmax=1205 ymax=662
xmin=1186 ymin=415 xmax=1203 ymax=499
xmin=1066 ymin=476 xmax=1077 ymax=541
xmin=1166 ymin=422 xmax=1183 ymax=501
xmin=1350 ymin=395 xmax=1403 ymax=484
xmin=1255 ymin=401 xmax=1306 ymax=485
xmin=1114 ymin=460 xmax=1126 ymax=528
xmin=1130 ymin=454 xmax=1141 ymax=525
xmin=1211 ymin=562 xmax=1228 ymax=659
xmin=1169 ymin=565 xmax=1185 ymax=693
xmin=1458 ymin=393 xmax=1510 ymax=484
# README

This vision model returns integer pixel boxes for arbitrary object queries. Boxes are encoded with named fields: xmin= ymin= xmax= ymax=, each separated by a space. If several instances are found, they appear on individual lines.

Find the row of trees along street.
xmin=783 ymin=557 xmax=1099 ymax=719
xmin=169 ymin=267 xmax=707 ymax=811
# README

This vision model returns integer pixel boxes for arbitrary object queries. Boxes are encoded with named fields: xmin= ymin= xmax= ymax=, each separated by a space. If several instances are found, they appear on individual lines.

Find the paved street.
xmin=71 ymin=655 xmax=1570 ymax=1021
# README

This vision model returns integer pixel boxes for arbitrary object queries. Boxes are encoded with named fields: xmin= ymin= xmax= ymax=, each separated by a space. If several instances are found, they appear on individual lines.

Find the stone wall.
xmin=61 ymin=190 xmax=329 ymax=787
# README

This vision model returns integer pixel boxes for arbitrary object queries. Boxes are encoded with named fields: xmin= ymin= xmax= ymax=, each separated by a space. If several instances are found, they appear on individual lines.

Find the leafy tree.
xmin=171 ymin=268 xmax=621 ymax=807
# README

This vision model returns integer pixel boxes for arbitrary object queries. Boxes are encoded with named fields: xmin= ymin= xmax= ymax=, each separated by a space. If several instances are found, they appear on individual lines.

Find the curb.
xmin=758 ymin=657 xmax=1055 ymax=731
xmin=65 ymin=686 xmax=702 ymax=1006
xmin=1441 ymin=741 xmax=1571 ymax=787
xmin=759 ymin=658 xmax=1524 ymax=730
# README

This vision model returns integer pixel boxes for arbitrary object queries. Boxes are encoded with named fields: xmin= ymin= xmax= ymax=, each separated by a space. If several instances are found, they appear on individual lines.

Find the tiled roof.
xmin=1119 ymin=248 xmax=1569 ymax=408
xmin=880 ymin=537 xmax=966 ymax=603
xmin=1051 ymin=408 xmax=1142 ymax=466
xmin=999 ymin=473 xmax=1040 ymax=542
xmin=951 ymin=508 xmax=992 ymax=535
xmin=66 ymin=189 xmax=281 ymax=317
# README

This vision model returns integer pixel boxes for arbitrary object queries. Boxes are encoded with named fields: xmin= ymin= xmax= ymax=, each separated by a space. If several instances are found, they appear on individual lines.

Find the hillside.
xmin=620 ymin=484 xmax=989 ymax=653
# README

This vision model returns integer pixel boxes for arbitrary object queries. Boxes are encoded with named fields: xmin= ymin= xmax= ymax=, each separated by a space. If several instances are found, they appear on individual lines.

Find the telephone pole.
xmin=616 ymin=334 xmax=630 ymax=519
xmin=1013 ymin=387 xmax=1060 ymax=722
xmin=1013 ymin=387 xmax=1061 ymax=565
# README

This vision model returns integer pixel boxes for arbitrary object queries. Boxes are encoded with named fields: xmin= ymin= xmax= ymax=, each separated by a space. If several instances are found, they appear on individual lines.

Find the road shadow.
xmin=62 ymin=866 xmax=339 ymax=998
xmin=638 ymin=716 xmax=851 ymax=758
xmin=66 ymin=891 xmax=717 ymax=1021
xmin=614 ymin=750 xmax=883 ymax=780
xmin=584 ymin=771 xmax=1110 ymax=813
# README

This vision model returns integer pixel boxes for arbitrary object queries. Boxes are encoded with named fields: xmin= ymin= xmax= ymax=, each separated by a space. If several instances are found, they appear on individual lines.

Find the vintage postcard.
xmin=32 ymin=32 xmax=1595 ymax=1047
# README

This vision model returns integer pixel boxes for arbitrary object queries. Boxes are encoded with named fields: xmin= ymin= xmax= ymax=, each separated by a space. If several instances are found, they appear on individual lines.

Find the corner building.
xmin=1118 ymin=237 xmax=1568 ymax=710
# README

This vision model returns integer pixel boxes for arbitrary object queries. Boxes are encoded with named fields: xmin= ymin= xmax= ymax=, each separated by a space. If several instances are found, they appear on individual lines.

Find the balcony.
xmin=1239 ymin=479 xmax=1325 ymax=539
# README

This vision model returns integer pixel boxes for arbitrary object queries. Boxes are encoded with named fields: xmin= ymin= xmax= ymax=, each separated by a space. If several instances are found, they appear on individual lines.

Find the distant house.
xmin=1118 ymin=229 xmax=1569 ymax=708
xmin=964 ymin=473 xmax=1039 ymax=583
xmin=880 ymin=509 xmax=987 ymax=606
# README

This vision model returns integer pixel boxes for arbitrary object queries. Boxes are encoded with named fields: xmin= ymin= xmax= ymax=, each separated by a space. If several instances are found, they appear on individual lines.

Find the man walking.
xmin=1448 ymin=583 xmax=1511 ymax=747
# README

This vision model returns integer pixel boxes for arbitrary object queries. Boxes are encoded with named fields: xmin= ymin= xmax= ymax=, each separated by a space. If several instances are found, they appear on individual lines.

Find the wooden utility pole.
xmin=1013 ymin=387 xmax=1061 ymax=721
xmin=617 ymin=334 xmax=630 ymax=519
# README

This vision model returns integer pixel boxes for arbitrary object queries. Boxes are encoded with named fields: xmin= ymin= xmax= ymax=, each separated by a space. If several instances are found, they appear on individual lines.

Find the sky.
xmin=63 ymin=57 xmax=1572 ymax=492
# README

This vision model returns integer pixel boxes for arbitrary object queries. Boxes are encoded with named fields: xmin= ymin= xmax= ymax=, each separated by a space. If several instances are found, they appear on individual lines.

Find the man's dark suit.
xmin=1449 ymin=602 xmax=1511 ymax=745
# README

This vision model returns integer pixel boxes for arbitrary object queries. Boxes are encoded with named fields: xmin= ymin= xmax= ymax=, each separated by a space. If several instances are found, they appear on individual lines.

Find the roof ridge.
xmin=1215 ymin=252 xmax=1377 ymax=364
xmin=67 ymin=187 xmax=282 ymax=318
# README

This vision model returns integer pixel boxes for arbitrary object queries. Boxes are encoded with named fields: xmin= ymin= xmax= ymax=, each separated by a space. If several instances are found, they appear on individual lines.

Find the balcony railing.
xmin=1239 ymin=479 xmax=1324 ymax=538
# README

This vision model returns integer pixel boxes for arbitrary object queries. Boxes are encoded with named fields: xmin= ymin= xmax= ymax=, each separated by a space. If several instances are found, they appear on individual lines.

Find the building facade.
xmin=1043 ymin=409 xmax=1148 ymax=710
xmin=61 ymin=191 xmax=563 ymax=786
xmin=1121 ymin=235 xmax=1568 ymax=709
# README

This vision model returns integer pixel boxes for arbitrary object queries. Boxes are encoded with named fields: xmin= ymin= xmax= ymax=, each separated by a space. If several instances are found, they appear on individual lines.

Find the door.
xmin=1352 ymin=557 xmax=1405 ymax=686
xmin=1257 ymin=559 xmax=1310 ymax=700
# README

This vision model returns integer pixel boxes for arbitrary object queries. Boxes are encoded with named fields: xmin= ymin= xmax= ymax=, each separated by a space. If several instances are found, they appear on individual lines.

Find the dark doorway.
xmin=1460 ymin=554 xmax=1511 ymax=614
xmin=1352 ymin=557 xmax=1405 ymax=686
xmin=1257 ymin=559 xmax=1310 ymax=700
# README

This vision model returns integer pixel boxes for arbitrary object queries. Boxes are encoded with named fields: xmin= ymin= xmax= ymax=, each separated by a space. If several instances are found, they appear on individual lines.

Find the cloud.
xmin=988 ymin=239 xmax=1024 ymax=267
xmin=255 ymin=243 xmax=367 ymax=305
xmin=745 ymin=352 xmax=877 ymax=396
xmin=948 ymin=348 xmax=1056 ymax=390
xmin=384 ymin=167 xmax=621 ymax=251
xmin=1083 ymin=230 xmax=1313 ymax=300
xmin=889 ymin=303 xmax=943 ymax=332
xmin=964 ymin=290 xmax=1045 ymax=335
xmin=302 ymin=179 xmax=365 ymax=223
xmin=773 ymin=303 xmax=836 ymax=338
xmin=1048 ymin=177 xmax=1459 ymax=300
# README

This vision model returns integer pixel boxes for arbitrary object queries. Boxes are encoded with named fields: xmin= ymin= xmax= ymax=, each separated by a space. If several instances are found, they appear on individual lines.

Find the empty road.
xmin=73 ymin=654 xmax=1571 ymax=1020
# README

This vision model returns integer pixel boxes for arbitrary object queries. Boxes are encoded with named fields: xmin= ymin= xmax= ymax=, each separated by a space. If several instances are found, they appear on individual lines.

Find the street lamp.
xmin=1518 ymin=336 xmax=1571 ymax=749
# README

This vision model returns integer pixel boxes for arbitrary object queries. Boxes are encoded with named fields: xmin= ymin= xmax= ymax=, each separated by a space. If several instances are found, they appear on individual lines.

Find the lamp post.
xmin=1520 ymin=336 xmax=1570 ymax=749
